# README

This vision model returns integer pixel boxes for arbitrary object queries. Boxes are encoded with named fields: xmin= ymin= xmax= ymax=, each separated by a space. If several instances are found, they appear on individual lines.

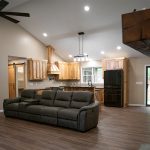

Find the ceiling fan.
xmin=0 ymin=0 xmax=30 ymax=23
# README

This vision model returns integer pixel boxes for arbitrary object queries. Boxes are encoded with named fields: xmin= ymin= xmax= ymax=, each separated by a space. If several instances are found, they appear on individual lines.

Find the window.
xmin=81 ymin=67 xmax=103 ymax=84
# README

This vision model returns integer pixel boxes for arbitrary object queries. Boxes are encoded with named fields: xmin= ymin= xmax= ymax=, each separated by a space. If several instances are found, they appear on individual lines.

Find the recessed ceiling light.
xmin=116 ymin=46 xmax=122 ymax=50
xmin=84 ymin=5 xmax=90 ymax=12
xmin=68 ymin=54 xmax=72 ymax=58
xmin=43 ymin=33 xmax=48 ymax=37
xmin=101 ymin=51 xmax=105 ymax=54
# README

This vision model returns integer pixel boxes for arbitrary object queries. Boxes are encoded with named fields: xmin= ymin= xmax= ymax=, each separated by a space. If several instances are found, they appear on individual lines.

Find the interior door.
xmin=16 ymin=64 xmax=25 ymax=97
xmin=8 ymin=65 xmax=16 ymax=98
xmin=146 ymin=66 xmax=150 ymax=106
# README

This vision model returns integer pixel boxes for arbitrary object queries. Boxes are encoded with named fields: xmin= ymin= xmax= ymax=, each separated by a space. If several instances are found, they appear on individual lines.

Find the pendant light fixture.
xmin=74 ymin=32 xmax=88 ymax=62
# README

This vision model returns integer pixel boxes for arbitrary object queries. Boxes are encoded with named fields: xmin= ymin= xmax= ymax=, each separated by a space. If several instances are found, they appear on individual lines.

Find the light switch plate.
xmin=136 ymin=82 xmax=143 ymax=85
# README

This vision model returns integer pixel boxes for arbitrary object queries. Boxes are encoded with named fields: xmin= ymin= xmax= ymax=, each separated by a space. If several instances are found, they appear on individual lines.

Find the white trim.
xmin=144 ymin=65 xmax=147 ymax=106
xmin=128 ymin=104 xmax=145 ymax=107
xmin=144 ymin=65 xmax=150 ymax=106
xmin=0 ymin=110 xmax=3 ymax=112
xmin=81 ymin=66 xmax=104 ymax=84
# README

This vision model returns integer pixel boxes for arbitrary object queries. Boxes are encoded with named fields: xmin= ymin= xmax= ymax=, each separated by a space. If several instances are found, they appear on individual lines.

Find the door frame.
xmin=144 ymin=65 xmax=150 ymax=106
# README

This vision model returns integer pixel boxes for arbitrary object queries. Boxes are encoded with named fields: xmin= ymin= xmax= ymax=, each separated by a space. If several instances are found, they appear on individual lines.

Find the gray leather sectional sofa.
xmin=3 ymin=89 xmax=99 ymax=132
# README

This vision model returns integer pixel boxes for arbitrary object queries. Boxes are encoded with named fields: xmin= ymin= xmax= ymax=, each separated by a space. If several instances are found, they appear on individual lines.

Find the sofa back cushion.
xmin=21 ymin=89 xmax=36 ymax=99
xmin=54 ymin=91 xmax=72 ymax=108
xmin=39 ymin=90 xmax=56 ymax=106
xmin=70 ymin=91 xmax=94 ymax=109
xmin=34 ymin=90 xmax=43 ymax=100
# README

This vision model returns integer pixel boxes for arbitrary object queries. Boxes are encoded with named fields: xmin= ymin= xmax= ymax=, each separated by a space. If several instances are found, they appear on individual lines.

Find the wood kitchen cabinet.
xmin=56 ymin=61 xmax=80 ymax=80
xmin=56 ymin=62 xmax=68 ymax=80
xmin=68 ymin=62 xmax=80 ymax=80
xmin=27 ymin=59 xmax=47 ymax=80
xmin=95 ymin=88 xmax=104 ymax=105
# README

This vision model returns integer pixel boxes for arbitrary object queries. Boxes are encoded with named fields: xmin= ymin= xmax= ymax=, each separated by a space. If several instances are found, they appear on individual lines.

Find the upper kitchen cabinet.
xmin=122 ymin=9 xmax=150 ymax=56
xmin=27 ymin=59 xmax=47 ymax=81
xmin=102 ymin=58 xmax=128 ymax=86
xmin=56 ymin=61 xmax=80 ymax=80
xmin=56 ymin=62 xmax=68 ymax=80
xmin=102 ymin=58 xmax=127 ymax=71
xmin=68 ymin=62 xmax=80 ymax=80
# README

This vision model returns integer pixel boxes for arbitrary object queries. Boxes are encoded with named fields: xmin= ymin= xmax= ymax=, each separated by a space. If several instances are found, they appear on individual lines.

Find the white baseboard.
xmin=128 ymin=104 xmax=145 ymax=107
xmin=0 ymin=110 xmax=3 ymax=112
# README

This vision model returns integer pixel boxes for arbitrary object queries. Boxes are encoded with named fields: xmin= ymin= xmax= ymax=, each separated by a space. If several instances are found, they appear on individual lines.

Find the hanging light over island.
xmin=74 ymin=32 xmax=88 ymax=62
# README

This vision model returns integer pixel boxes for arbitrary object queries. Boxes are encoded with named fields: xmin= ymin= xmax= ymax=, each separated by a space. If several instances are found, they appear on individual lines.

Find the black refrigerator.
xmin=104 ymin=69 xmax=123 ymax=107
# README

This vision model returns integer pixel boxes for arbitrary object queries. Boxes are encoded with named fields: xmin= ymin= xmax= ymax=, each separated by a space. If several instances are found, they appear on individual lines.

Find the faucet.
xmin=88 ymin=80 xmax=93 ymax=87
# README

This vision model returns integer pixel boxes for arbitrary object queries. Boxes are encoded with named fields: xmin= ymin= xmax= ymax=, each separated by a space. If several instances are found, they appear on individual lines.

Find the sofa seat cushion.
xmin=70 ymin=91 xmax=94 ymax=109
xmin=23 ymin=99 xmax=39 ymax=103
xmin=54 ymin=91 xmax=72 ymax=108
xmin=39 ymin=99 xmax=53 ymax=106
xmin=24 ymin=105 xmax=43 ymax=115
xmin=58 ymin=108 xmax=80 ymax=121
xmin=19 ymin=102 xmax=30 ymax=111
xmin=40 ymin=106 xmax=62 ymax=117
xmin=5 ymin=103 xmax=19 ymax=111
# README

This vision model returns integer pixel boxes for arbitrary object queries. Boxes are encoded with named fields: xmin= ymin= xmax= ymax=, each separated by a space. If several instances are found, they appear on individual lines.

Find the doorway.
xmin=8 ymin=64 xmax=16 ymax=98
xmin=146 ymin=66 xmax=150 ymax=106
xmin=8 ymin=56 xmax=26 ymax=98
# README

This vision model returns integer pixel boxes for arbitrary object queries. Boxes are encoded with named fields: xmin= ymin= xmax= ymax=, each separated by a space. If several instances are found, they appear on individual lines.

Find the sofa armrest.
xmin=79 ymin=101 xmax=99 ymax=112
xmin=78 ymin=101 xmax=100 ymax=132
xmin=3 ymin=97 xmax=21 ymax=105
xmin=19 ymin=100 xmax=40 ymax=111
xmin=3 ymin=97 xmax=22 ymax=110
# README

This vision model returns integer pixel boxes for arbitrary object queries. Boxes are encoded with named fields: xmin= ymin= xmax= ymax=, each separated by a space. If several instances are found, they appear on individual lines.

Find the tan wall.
xmin=0 ymin=18 xmax=45 ymax=109
xmin=66 ymin=57 xmax=150 ymax=106
xmin=128 ymin=57 xmax=150 ymax=105
xmin=0 ymin=18 xmax=65 ymax=109
xmin=1 ymin=18 xmax=149 ymax=109
xmin=81 ymin=58 xmax=150 ymax=105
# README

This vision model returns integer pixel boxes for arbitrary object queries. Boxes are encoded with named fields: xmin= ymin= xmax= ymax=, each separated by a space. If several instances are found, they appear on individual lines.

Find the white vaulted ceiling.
xmin=3 ymin=0 xmax=30 ymax=10
xmin=3 ymin=0 xmax=150 ymax=61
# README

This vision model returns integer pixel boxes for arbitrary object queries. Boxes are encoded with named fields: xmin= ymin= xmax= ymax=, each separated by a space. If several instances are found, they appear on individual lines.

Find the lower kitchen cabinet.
xmin=95 ymin=88 xmax=104 ymax=105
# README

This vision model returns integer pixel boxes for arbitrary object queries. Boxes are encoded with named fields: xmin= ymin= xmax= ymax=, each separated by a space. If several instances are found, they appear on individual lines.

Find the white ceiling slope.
xmin=4 ymin=0 xmax=30 ymax=10
xmin=6 ymin=0 xmax=150 ymax=60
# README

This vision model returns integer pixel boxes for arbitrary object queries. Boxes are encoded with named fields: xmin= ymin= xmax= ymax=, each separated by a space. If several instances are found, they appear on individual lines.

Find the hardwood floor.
xmin=0 ymin=106 xmax=150 ymax=150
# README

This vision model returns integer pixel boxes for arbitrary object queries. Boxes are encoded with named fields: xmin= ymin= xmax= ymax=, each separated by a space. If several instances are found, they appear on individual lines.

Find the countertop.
xmin=61 ymin=86 xmax=104 ymax=89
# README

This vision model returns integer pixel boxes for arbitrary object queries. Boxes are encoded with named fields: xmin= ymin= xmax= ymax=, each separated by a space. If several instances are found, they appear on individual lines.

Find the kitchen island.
xmin=63 ymin=86 xmax=104 ymax=105
xmin=63 ymin=86 xmax=95 ymax=93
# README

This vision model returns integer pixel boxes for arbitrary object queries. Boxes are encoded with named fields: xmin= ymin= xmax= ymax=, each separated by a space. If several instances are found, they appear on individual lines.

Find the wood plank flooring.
xmin=0 ymin=106 xmax=150 ymax=150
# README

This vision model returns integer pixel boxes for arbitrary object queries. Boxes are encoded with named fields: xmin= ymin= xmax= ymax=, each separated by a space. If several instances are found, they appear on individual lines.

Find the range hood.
xmin=47 ymin=46 xmax=60 ymax=74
